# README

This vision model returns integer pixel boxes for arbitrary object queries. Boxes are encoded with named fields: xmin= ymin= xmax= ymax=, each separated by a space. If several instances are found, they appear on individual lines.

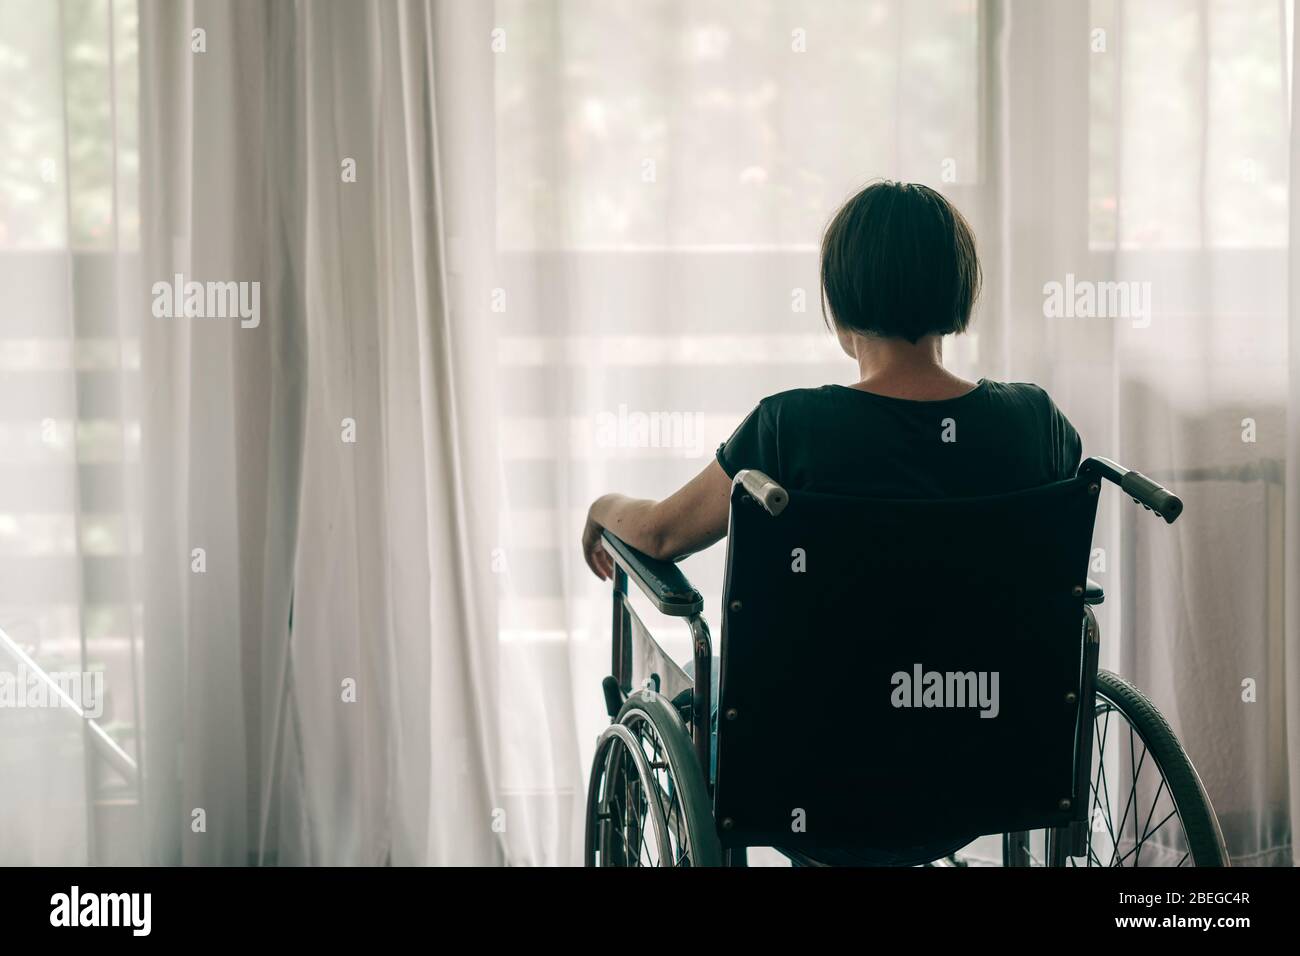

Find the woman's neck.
xmin=848 ymin=334 xmax=977 ymax=400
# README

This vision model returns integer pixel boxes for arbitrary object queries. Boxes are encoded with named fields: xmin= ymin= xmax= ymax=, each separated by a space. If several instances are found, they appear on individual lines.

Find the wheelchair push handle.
xmin=735 ymin=469 xmax=789 ymax=516
xmin=1081 ymin=457 xmax=1183 ymax=524
xmin=1120 ymin=470 xmax=1183 ymax=523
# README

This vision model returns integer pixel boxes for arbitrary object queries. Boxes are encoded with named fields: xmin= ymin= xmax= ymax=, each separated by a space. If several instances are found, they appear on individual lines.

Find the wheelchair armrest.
xmin=601 ymin=530 xmax=704 ymax=617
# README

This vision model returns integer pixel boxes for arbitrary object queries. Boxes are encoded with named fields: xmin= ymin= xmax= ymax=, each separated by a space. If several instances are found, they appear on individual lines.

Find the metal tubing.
xmin=687 ymin=614 xmax=713 ymax=783
xmin=611 ymin=567 xmax=629 ymax=691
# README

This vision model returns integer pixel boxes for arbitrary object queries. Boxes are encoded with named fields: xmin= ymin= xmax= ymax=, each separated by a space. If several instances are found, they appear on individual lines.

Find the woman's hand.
xmin=581 ymin=506 xmax=615 ymax=580
xmin=580 ymin=463 xmax=732 ymax=580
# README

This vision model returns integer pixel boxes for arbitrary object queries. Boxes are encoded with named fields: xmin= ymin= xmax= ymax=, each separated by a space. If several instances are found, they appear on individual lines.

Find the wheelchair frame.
xmin=594 ymin=456 xmax=1225 ymax=866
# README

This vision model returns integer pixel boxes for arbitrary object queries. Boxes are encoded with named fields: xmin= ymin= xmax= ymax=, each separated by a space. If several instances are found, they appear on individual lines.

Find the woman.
xmin=581 ymin=180 xmax=1081 ymax=580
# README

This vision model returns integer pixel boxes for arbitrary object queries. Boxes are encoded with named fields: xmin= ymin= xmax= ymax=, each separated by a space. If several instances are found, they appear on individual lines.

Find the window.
xmin=0 ymin=0 xmax=141 ymax=770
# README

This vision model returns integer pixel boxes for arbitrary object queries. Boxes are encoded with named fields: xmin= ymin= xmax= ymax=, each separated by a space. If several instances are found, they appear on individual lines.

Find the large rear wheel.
xmin=1003 ymin=669 xmax=1227 ymax=867
xmin=584 ymin=689 xmax=722 ymax=867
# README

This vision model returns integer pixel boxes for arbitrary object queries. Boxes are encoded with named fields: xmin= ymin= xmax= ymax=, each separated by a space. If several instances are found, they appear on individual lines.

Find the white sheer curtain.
xmin=282 ymin=0 xmax=502 ymax=866
xmin=3 ymin=0 xmax=505 ymax=866
xmin=990 ymin=0 xmax=1297 ymax=866
xmin=1 ymin=0 xmax=142 ymax=865
xmin=134 ymin=0 xmax=503 ymax=865
xmin=3 ymin=0 xmax=1298 ymax=867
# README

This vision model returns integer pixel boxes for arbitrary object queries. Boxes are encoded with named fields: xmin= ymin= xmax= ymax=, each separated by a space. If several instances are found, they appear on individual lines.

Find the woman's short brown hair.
xmin=820 ymin=180 xmax=981 ymax=343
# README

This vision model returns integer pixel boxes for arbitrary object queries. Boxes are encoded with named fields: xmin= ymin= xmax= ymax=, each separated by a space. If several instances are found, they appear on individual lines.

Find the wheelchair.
xmin=584 ymin=457 xmax=1229 ymax=867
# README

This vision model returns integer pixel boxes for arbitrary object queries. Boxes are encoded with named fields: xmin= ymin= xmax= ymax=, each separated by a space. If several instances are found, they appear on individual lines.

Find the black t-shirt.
xmin=716 ymin=379 xmax=1082 ymax=499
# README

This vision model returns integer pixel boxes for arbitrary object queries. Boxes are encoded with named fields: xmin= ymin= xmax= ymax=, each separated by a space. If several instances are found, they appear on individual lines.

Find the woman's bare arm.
xmin=581 ymin=460 xmax=733 ymax=580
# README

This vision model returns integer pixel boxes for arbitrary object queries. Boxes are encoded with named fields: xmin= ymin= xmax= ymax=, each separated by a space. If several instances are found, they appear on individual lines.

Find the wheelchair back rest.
xmin=715 ymin=477 xmax=1100 ymax=853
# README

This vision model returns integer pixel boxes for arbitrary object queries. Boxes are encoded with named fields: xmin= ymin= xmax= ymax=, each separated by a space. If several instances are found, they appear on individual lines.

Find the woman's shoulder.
xmin=754 ymin=384 xmax=841 ymax=407
xmin=980 ymin=378 xmax=1048 ymax=396
xmin=751 ymin=379 xmax=1067 ymax=416
xmin=746 ymin=385 xmax=845 ymax=422
xmin=979 ymin=379 xmax=1069 ymax=411
xmin=980 ymin=380 xmax=1082 ymax=460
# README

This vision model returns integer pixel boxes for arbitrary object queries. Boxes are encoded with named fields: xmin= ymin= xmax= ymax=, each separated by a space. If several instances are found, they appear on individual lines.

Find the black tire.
xmin=1002 ymin=669 xmax=1227 ymax=867
xmin=584 ymin=688 xmax=721 ymax=867
xmin=1086 ymin=669 xmax=1227 ymax=866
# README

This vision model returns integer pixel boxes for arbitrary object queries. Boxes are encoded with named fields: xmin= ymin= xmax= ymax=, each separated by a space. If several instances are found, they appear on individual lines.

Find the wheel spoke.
xmin=590 ymin=716 xmax=697 ymax=868
xmin=1083 ymin=684 xmax=1205 ymax=869
xmin=1111 ymin=726 xmax=1147 ymax=865
xmin=1115 ymin=809 xmax=1176 ymax=866
xmin=625 ymin=712 xmax=692 ymax=867
xmin=1093 ymin=708 xmax=1120 ymax=858
xmin=1136 ymin=775 xmax=1169 ymax=858
xmin=1019 ymin=690 xmax=1206 ymax=870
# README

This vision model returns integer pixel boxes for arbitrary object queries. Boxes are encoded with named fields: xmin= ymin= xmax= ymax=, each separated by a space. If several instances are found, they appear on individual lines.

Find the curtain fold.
xmin=136 ymin=0 xmax=502 ymax=865
xmin=1286 ymin=0 xmax=1300 ymax=868
xmin=139 ymin=0 xmax=304 ymax=865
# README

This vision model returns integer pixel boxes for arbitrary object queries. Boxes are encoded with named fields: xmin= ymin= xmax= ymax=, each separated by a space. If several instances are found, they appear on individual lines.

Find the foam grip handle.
xmin=738 ymin=469 xmax=789 ymax=517
xmin=1120 ymin=470 xmax=1183 ymax=524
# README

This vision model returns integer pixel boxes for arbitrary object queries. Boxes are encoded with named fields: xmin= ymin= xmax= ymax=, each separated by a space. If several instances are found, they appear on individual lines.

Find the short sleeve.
xmin=1047 ymin=395 xmax=1083 ymax=480
xmin=716 ymin=400 xmax=780 ymax=480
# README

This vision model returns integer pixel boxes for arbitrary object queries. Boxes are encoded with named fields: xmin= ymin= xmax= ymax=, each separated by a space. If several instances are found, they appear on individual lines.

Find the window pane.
xmin=495 ymin=0 xmax=981 ymax=249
